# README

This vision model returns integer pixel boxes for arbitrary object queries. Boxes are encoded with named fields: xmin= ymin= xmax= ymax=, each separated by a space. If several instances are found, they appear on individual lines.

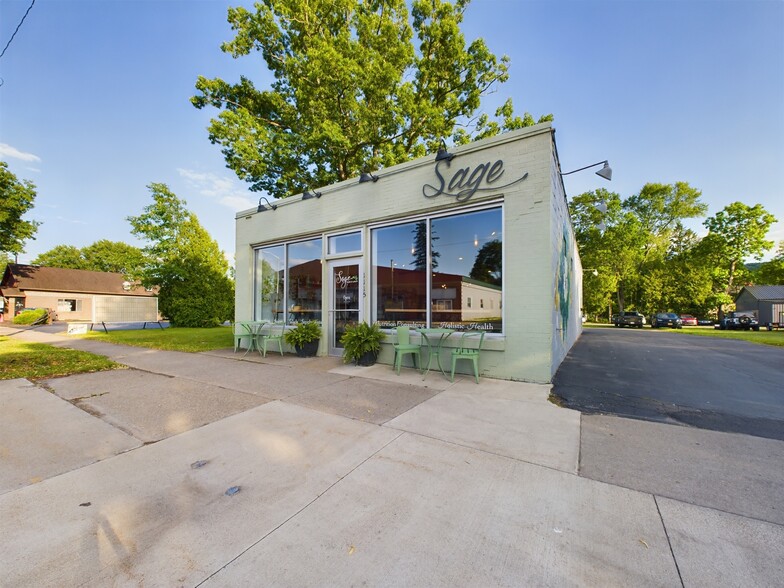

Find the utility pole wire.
xmin=0 ymin=0 xmax=36 ymax=59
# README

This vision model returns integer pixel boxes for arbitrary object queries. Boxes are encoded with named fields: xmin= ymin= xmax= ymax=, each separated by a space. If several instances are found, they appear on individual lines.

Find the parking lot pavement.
xmin=553 ymin=328 xmax=784 ymax=440
xmin=580 ymin=414 xmax=784 ymax=526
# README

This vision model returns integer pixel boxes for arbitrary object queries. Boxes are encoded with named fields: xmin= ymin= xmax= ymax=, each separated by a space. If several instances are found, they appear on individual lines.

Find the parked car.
xmin=650 ymin=312 xmax=683 ymax=329
xmin=717 ymin=311 xmax=760 ymax=331
xmin=680 ymin=314 xmax=698 ymax=326
xmin=613 ymin=311 xmax=646 ymax=328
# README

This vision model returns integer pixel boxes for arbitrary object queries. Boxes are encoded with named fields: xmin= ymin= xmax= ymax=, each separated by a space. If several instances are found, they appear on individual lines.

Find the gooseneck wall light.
xmin=257 ymin=196 xmax=277 ymax=212
xmin=302 ymin=190 xmax=322 ymax=200
xmin=359 ymin=172 xmax=379 ymax=183
xmin=561 ymin=160 xmax=612 ymax=181
xmin=435 ymin=139 xmax=455 ymax=163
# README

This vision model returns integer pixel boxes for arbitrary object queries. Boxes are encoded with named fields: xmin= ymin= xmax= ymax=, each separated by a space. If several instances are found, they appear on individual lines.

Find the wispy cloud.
xmin=55 ymin=216 xmax=87 ymax=225
xmin=177 ymin=168 xmax=257 ymax=211
xmin=0 ymin=143 xmax=41 ymax=162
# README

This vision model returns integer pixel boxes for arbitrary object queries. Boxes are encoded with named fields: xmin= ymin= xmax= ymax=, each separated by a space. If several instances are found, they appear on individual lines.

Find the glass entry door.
xmin=328 ymin=259 xmax=363 ymax=356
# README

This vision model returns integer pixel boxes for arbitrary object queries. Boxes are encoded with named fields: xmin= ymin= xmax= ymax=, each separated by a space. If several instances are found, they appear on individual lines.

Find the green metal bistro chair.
xmin=258 ymin=321 xmax=285 ymax=357
xmin=393 ymin=326 xmax=422 ymax=375
xmin=233 ymin=321 xmax=256 ymax=355
xmin=450 ymin=331 xmax=485 ymax=383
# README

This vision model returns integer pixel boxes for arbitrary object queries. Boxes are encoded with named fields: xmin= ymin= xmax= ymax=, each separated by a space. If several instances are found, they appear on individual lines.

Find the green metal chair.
xmin=233 ymin=321 xmax=255 ymax=355
xmin=450 ymin=331 xmax=485 ymax=383
xmin=258 ymin=321 xmax=285 ymax=357
xmin=393 ymin=326 xmax=422 ymax=375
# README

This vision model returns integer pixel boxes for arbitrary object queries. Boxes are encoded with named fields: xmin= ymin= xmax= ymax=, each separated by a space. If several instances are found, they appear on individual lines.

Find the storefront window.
xmin=255 ymin=245 xmax=285 ymax=322
xmin=431 ymin=208 xmax=502 ymax=332
xmin=371 ymin=207 xmax=503 ymax=332
xmin=286 ymin=238 xmax=322 ymax=323
xmin=372 ymin=221 xmax=427 ymax=328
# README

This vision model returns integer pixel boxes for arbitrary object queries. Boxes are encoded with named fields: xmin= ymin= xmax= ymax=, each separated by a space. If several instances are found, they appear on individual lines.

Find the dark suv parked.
xmin=717 ymin=311 xmax=760 ymax=331
xmin=613 ymin=311 xmax=646 ymax=328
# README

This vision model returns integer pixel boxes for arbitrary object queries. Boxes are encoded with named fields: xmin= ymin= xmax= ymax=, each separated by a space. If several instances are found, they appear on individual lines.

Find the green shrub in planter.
xmin=341 ymin=321 xmax=385 ymax=365
xmin=284 ymin=321 xmax=321 ymax=357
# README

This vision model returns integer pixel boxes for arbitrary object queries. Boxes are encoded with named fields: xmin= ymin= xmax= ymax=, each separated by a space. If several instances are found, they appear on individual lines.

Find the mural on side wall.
xmin=554 ymin=226 xmax=573 ymax=342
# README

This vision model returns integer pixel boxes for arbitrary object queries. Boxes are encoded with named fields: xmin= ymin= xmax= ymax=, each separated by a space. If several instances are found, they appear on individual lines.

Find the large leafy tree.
xmin=756 ymin=242 xmax=784 ymax=285
xmin=128 ymin=183 xmax=234 ymax=327
xmin=32 ymin=245 xmax=85 ymax=269
xmin=0 ymin=161 xmax=40 ymax=256
xmin=31 ymin=240 xmax=148 ymax=278
xmin=192 ymin=0 xmax=550 ymax=199
xmin=571 ymin=182 xmax=707 ymax=318
xmin=701 ymin=202 xmax=777 ymax=302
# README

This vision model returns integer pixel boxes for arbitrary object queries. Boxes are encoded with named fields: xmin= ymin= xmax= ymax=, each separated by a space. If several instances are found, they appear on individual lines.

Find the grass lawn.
xmin=675 ymin=326 xmax=784 ymax=347
xmin=79 ymin=325 xmax=234 ymax=352
xmin=585 ymin=323 xmax=784 ymax=347
xmin=0 ymin=336 xmax=124 ymax=380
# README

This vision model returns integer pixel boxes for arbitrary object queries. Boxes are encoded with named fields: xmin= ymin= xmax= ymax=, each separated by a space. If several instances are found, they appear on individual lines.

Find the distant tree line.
xmin=571 ymin=182 xmax=781 ymax=321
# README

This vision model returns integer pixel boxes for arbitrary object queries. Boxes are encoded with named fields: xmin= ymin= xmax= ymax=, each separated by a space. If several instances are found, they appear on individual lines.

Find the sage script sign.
xmin=423 ymin=158 xmax=528 ymax=202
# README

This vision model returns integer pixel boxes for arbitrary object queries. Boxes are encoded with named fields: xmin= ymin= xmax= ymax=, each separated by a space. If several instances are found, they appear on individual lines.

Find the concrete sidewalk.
xmin=1 ymin=324 xmax=782 ymax=586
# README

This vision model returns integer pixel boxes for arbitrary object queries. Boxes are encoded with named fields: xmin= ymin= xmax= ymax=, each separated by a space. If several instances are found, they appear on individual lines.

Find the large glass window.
xmin=287 ymin=238 xmax=323 ymax=322
xmin=255 ymin=238 xmax=323 ymax=323
xmin=372 ymin=207 xmax=502 ymax=333
xmin=255 ymin=245 xmax=285 ymax=322
xmin=431 ymin=208 xmax=502 ymax=332
xmin=372 ymin=221 xmax=427 ymax=328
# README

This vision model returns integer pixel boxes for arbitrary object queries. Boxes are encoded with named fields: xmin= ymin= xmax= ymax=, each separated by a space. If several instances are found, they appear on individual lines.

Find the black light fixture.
xmin=257 ymin=196 xmax=277 ymax=212
xmin=359 ymin=172 xmax=379 ymax=183
xmin=560 ymin=160 xmax=612 ymax=181
xmin=302 ymin=190 xmax=322 ymax=200
xmin=435 ymin=139 xmax=455 ymax=163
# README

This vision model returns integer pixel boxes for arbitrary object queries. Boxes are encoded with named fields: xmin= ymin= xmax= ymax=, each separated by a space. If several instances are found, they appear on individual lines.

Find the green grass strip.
xmin=79 ymin=326 xmax=234 ymax=352
xmin=0 ymin=337 xmax=124 ymax=380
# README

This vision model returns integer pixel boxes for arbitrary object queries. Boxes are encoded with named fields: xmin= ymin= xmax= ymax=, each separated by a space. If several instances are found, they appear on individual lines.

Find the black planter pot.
xmin=295 ymin=340 xmax=319 ymax=357
xmin=355 ymin=351 xmax=378 ymax=366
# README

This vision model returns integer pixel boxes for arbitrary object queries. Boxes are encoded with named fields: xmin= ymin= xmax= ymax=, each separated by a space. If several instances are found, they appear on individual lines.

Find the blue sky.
xmin=2 ymin=0 xmax=782 ymax=265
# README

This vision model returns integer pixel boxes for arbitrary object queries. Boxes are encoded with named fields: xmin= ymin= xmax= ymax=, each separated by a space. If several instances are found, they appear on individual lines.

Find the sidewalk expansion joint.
xmin=381 ymin=427 xmax=579 ymax=477
xmin=654 ymin=495 xmax=685 ymax=588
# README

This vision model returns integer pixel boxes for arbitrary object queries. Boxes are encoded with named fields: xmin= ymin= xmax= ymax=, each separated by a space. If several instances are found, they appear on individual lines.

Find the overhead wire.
xmin=0 ymin=0 xmax=36 ymax=59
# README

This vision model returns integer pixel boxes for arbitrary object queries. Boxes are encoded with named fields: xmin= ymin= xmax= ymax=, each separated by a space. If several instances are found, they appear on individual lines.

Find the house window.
xmin=254 ymin=237 xmax=323 ymax=323
xmin=372 ymin=206 xmax=502 ymax=332
xmin=57 ymin=299 xmax=82 ymax=312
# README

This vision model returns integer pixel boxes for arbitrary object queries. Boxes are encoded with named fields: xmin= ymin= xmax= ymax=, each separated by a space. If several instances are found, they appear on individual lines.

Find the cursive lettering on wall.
xmin=423 ymin=159 xmax=528 ymax=202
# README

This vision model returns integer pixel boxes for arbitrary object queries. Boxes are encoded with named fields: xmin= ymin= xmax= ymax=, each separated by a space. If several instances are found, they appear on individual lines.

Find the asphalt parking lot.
xmin=552 ymin=327 xmax=784 ymax=440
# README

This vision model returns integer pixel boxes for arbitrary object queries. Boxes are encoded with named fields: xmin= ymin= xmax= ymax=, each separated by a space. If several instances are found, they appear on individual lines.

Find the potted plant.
xmin=340 ymin=321 xmax=386 ymax=366
xmin=284 ymin=321 xmax=322 ymax=357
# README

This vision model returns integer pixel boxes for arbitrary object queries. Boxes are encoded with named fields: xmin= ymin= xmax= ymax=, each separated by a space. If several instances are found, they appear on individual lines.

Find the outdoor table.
xmin=416 ymin=328 xmax=454 ymax=380
xmin=241 ymin=321 xmax=268 ymax=356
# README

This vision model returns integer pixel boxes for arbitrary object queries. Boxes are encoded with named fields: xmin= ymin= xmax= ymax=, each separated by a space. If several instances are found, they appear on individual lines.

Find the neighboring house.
xmin=0 ymin=264 xmax=157 ymax=322
xmin=735 ymin=285 xmax=784 ymax=325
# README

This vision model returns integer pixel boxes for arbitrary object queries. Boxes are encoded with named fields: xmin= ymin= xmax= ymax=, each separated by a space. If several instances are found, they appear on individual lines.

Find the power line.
xmin=0 ymin=0 xmax=36 ymax=60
